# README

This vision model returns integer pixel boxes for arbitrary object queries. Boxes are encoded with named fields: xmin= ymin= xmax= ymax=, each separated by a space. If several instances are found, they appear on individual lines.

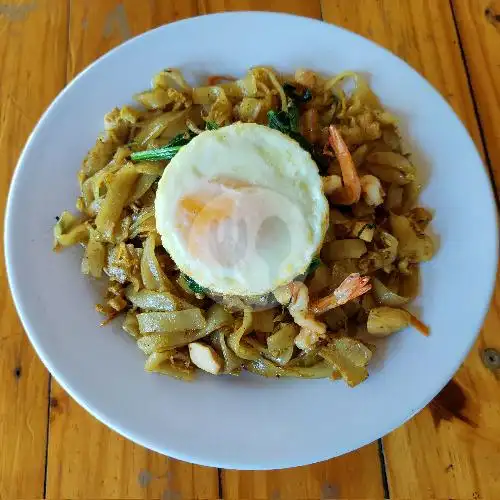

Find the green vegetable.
xmin=267 ymin=110 xmax=290 ymax=134
xmin=205 ymin=121 xmax=219 ymax=130
xmin=130 ymin=131 xmax=193 ymax=162
xmin=130 ymin=145 xmax=182 ymax=162
xmin=183 ymin=274 xmax=208 ymax=295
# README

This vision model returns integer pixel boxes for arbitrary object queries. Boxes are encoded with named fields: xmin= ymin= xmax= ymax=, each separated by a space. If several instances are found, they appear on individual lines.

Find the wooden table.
xmin=1 ymin=1 xmax=499 ymax=498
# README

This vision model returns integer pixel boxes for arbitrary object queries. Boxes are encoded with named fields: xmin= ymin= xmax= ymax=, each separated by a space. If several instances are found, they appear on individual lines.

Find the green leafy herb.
xmin=130 ymin=145 xmax=182 ymax=162
xmin=130 ymin=131 xmax=194 ymax=162
xmin=267 ymin=110 xmax=290 ymax=134
xmin=205 ymin=121 xmax=219 ymax=130
xmin=306 ymin=257 xmax=322 ymax=275
xmin=183 ymin=274 xmax=208 ymax=295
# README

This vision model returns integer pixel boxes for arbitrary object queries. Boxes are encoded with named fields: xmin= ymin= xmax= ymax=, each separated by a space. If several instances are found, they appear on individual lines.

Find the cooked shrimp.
xmin=360 ymin=174 xmax=385 ymax=206
xmin=310 ymin=273 xmax=372 ymax=316
xmin=274 ymin=282 xmax=326 ymax=350
xmin=326 ymin=125 xmax=361 ymax=205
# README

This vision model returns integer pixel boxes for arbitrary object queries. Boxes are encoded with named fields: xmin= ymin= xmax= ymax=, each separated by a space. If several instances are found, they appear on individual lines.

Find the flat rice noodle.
xmin=367 ymin=151 xmax=416 ymax=184
xmin=137 ymin=309 xmax=206 ymax=334
xmin=246 ymin=337 xmax=294 ymax=366
xmin=127 ymin=174 xmax=158 ymax=205
xmin=202 ymin=304 xmax=234 ymax=335
xmin=134 ymin=110 xmax=189 ymax=146
xmin=372 ymin=277 xmax=409 ymax=307
xmin=95 ymin=163 xmax=139 ymax=240
xmin=267 ymin=323 xmax=298 ymax=354
xmin=236 ymin=97 xmax=262 ymax=122
xmin=399 ymin=265 xmax=420 ymax=299
xmin=390 ymin=213 xmax=434 ymax=262
xmin=366 ymin=306 xmax=410 ymax=336
xmin=366 ymin=163 xmax=412 ymax=185
xmin=287 ymin=348 xmax=323 ymax=368
xmin=81 ymin=155 xmax=124 ymax=207
xmin=252 ymin=309 xmax=275 ymax=333
xmin=286 ymin=361 xmax=337 ymax=379
xmin=141 ymin=233 xmax=174 ymax=291
xmin=351 ymin=144 xmax=370 ymax=168
xmin=105 ymin=243 xmax=141 ymax=286
xmin=320 ymin=337 xmax=372 ymax=387
xmin=324 ymin=72 xmax=380 ymax=115
xmin=129 ymin=208 xmax=155 ymax=238
xmin=379 ymin=230 xmax=399 ymax=267
xmin=153 ymin=69 xmax=191 ymax=91
xmin=144 ymin=351 xmax=194 ymax=380
xmin=245 ymin=357 xmax=285 ymax=377
xmin=134 ymin=87 xmax=190 ymax=110
xmin=251 ymin=67 xmax=287 ymax=112
xmin=227 ymin=309 xmax=258 ymax=361
xmin=385 ymin=183 xmax=403 ymax=212
xmin=122 ymin=311 xmax=140 ymax=338
xmin=125 ymin=287 xmax=192 ymax=311
xmin=53 ymin=211 xmax=89 ymax=249
xmin=206 ymin=88 xmax=233 ymax=125
xmin=112 ymin=215 xmax=131 ymax=244
xmin=81 ymin=230 xmax=106 ymax=278
xmin=210 ymin=328 xmax=244 ymax=374
xmin=134 ymin=161 xmax=165 ymax=176
xmin=80 ymin=138 xmax=116 ymax=181
xmin=325 ymin=239 xmax=367 ymax=260
xmin=220 ymin=72 xmax=258 ymax=98
xmin=137 ymin=305 xmax=229 ymax=354
xmin=246 ymin=357 xmax=334 ymax=379
xmin=400 ymin=182 xmax=422 ymax=214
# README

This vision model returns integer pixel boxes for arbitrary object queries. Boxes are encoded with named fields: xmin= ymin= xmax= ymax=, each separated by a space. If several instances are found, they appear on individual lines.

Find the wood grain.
xmin=0 ymin=1 xmax=68 ymax=498
xmin=321 ymin=0 xmax=500 ymax=498
xmin=46 ymin=2 xmax=218 ymax=499
xmin=201 ymin=1 xmax=385 ymax=498
xmin=452 ymin=0 xmax=500 ymax=195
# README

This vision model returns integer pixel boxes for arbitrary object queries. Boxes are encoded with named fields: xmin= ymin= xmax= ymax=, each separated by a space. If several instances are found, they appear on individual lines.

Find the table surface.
xmin=1 ymin=1 xmax=499 ymax=499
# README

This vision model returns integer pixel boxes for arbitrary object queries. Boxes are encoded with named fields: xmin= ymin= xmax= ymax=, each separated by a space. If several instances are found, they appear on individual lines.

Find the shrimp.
xmin=326 ymin=125 xmax=361 ymax=205
xmin=360 ymin=174 xmax=385 ymax=206
xmin=310 ymin=273 xmax=372 ymax=316
xmin=274 ymin=282 xmax=326 ymax=350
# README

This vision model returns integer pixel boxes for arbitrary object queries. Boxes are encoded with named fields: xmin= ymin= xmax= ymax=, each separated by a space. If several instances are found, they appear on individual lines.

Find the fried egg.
xmin=155 ymin=122 xmax=329 ymax=296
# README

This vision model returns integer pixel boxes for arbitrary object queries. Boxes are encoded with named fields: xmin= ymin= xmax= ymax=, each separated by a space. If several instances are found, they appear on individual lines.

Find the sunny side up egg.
xmin=155 ymin=122 xmax=329 ymax=297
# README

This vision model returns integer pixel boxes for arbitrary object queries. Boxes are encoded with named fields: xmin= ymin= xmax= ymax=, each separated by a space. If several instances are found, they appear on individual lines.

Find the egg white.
xmin=155 ymin=122 xmax=329 ymax=296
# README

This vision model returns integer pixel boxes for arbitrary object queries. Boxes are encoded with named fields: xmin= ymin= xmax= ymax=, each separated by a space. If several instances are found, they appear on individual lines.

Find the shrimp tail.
xmin=311 ymin=273 xmax=372 ymax=315
xmin=326 ymin=125 xmax=361 ymax=205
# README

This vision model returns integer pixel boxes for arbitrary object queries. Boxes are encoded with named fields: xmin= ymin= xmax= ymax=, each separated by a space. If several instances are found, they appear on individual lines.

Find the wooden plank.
xmin=0 ymin=1 xmax=68 ymax=498
xmin=452 ymin=0 xmax=500 ymax=193
xmin=321 ymin=0 xmax=500 ymax=498
xmin=199 ymin=1 xmax=385 ymax=498
xmin=46 ymin=2 xmax=219 ymax=499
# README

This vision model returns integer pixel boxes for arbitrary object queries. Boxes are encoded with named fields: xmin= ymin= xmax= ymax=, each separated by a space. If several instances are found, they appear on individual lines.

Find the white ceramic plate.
xmin=5 ymin=12 xmax=498 ymax=469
